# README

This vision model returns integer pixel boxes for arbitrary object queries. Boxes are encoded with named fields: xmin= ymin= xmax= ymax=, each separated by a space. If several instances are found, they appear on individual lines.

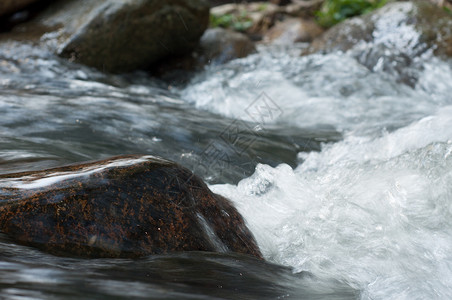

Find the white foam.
xmin=181 ymin=51 xmax=452 ymax=135
xmin=212 ymin=108 xmax=452 ymax=299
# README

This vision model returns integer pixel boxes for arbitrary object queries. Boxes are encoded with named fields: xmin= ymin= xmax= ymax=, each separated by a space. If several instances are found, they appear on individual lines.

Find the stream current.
xmin=0 ymin=31 xmax=452 ymax=299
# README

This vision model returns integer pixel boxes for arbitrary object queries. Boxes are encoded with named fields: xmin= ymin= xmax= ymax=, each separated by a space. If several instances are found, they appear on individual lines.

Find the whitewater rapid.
xmin=2 ymin=16 xmax=452 ymax=296
xmin=214 ymin=108 xmax=452 ymax=299
xmin=181 ymin=46 xmax=452 ymax=299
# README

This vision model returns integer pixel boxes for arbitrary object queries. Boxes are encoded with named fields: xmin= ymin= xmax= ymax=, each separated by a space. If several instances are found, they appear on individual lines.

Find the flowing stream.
xmin=1 ymin=22 xmax=452 ymax=299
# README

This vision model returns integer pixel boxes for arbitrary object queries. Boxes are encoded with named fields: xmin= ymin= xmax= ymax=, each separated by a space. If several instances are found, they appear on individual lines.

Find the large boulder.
xmin=0 ymin=155 xmax=262 ymax=259
xmin=27 ymin=0 xmax=210 ymax=72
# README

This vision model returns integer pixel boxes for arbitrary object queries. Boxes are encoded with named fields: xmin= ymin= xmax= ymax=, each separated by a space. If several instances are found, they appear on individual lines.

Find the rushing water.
xmin=1 ymin=20 xmax=452 ymax=299
xmin=187 ymin=45 xmax=452 ymax=299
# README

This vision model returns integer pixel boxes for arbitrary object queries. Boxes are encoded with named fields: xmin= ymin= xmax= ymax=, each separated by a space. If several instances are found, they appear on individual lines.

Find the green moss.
xmin=316 ymin=0 xmax=387 ymax=28
xmin=257 ymin=3 xmax=269 ymax=11
xmin=444 ymin=6 xmax=452 ymax=16
xmin=209 ymin=11 xmax=253 ymax=32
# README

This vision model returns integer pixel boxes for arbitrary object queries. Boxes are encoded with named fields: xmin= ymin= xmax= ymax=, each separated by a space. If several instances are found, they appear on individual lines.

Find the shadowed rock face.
xmin=0 ymin=155 xmax=262 ymax=259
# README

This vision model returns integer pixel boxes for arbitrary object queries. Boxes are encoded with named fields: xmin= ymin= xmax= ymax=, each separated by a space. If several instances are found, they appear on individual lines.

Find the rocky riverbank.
xmin=1 ymin=0 xmax=210 ymax=72
xmin=1 ymin=0 xmax=452 ymax=75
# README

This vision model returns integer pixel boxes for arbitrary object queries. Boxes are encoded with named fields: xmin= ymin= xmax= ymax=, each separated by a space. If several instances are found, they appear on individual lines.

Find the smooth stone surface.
xmin=0 ymin=155 xmax=262 ymax=259
xmin=25 ymin=0 xmax=210 ymax=72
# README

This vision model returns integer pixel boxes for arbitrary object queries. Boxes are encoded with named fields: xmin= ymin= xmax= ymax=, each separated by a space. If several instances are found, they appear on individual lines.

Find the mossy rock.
xmin=311 ymin=0 xmax=452 ymax=58
xmin=308 ymin=0 xmax=452 ymax=86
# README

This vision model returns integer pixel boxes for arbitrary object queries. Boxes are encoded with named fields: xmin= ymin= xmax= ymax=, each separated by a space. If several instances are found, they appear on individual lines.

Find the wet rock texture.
xmin=31 ymin=0 xmax=210 ymax=72
xmin=0 ymin=155 xmax=262 ymax=259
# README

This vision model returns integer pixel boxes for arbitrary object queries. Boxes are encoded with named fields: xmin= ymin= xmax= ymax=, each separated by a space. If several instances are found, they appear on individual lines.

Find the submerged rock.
xmin=309 ymin=0 xmax=452 ymax=86
xmin=0 ymin=155 xmax=262 ymax=259
xmin=21 ymin=0 xmax=209 ymax=72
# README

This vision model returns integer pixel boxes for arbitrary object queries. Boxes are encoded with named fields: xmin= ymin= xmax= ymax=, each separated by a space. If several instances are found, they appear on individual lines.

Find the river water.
xmin=1 ymin=22 xmax=452 ymax=299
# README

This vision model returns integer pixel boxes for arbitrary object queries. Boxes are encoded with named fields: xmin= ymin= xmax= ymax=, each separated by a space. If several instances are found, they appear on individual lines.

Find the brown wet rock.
xmin=0 ymin=155 xmax=262 ymax=259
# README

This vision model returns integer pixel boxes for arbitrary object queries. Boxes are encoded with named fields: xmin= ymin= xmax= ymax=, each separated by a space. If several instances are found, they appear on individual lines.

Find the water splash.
xmin=213 ymin=108 xmax=452 ymax=299
xmin=181 ymin=46 xmax=452 ymax=136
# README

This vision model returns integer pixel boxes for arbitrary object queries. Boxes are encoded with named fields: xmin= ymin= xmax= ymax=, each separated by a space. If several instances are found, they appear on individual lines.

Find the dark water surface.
xmin=0 ymin=41 xmax=352 ymax=299
xmin=0 ymin=234 xmax=357 ymax=299
xmin=0 ymin=42 xmax=338 ymax=184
